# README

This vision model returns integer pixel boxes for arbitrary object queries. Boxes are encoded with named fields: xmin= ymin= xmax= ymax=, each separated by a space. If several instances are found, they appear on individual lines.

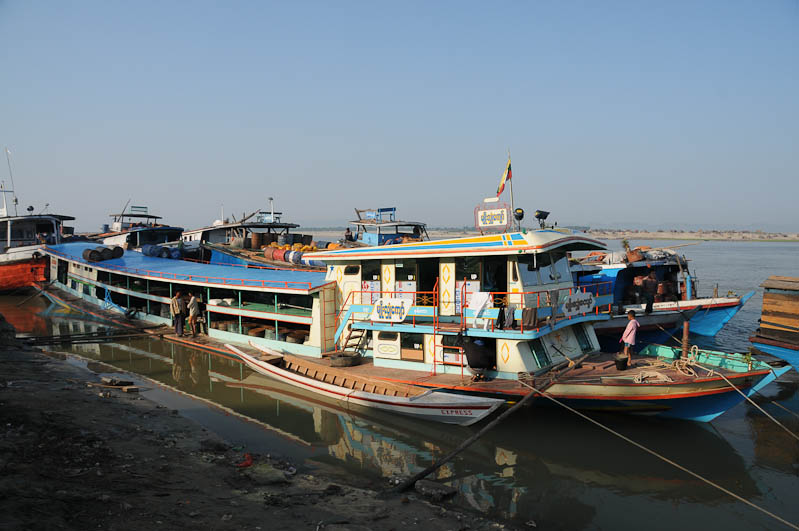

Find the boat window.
xmin=511 ymin=260 xmax=518 ymax=283
xmin=518 ymin=254 xmax=547 ymax=288
xmin=548 ymin=252 xmax=571 ymax=284
xmin=362 ymin=260 xmax=381 ymax=281
xmin=574 ymin=325 xmax=593 ymax=353
xmin=455 ymin=257 xmax=481 ymax=281
xmin=343 ymin=265 xmax=360 ymax=276
xmin=377 ymin=332 xmax=398 ymax=341
xmin=395 ymin=259 xmax=416 ymax=281
xmin=530 ymin=338 xmax=551 ymax=368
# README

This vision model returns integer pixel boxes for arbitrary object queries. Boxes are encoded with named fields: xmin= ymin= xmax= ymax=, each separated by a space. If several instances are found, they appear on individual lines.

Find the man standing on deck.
xmin=621 ymin=310 xmax=639 ymax=366
xmin=187 ymin=292 xmax=200 ymax=337
xmin=170 ymin=291 xmax=186 ymax=337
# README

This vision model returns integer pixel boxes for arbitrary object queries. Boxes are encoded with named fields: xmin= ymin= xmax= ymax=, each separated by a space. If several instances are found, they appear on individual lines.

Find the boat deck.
xmin=276 ymin=351 xmax=758 ymax=398
xmin=39 ymin=285 xmax=281 ymax=364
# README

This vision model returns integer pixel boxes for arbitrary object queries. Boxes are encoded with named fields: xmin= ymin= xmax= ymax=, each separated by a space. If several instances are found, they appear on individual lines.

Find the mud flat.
xmin=0 ymin=345 xmax=509 ymax=531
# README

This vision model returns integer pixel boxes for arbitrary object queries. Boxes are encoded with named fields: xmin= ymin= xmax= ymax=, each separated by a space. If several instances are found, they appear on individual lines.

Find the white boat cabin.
xmin=314 ymin=230 xmax=615 ymax=379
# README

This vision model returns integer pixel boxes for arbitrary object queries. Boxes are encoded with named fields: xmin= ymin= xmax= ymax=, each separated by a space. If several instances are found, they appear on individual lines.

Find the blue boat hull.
xmin=750 ymin=341 xmax=799 ymax=371
xmin=558 ymin=363 xmax=790 ymax=422
xmin=687 ymin=291 xmax=754 ymax=337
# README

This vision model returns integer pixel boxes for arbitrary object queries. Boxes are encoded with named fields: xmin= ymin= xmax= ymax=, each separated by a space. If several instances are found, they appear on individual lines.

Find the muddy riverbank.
xmin=0 ymin=344 xmax=508 ymax=531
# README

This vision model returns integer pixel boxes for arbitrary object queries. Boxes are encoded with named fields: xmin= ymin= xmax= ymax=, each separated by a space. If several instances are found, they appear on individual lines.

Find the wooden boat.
xmin=0 ymin=173 xmax=75 ymax=290
xmin=225 ymin=342 xmax=504 ymax=426
xmin=750 ymin=276 xmax=799 ymax=370
xmin=572 ymin=245 xmax=753 ymax=342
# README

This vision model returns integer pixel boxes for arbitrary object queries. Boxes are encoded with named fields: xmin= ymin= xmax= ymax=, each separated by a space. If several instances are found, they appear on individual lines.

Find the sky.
xmin=1 ymin=1 xmax=797 ymax=232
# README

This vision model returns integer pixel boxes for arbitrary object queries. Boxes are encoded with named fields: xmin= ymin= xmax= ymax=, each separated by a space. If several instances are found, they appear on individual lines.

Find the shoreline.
xmin=0 ymin=342 xmax=509 ymax=531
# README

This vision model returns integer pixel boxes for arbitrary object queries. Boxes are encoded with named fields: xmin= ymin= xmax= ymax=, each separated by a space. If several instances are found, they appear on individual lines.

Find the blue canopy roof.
xmin=45 ymin=242 xmax=329 ymax=293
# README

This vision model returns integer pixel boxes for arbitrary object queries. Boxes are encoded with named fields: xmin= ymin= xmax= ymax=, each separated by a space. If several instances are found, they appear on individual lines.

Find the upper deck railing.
xmin=333 ymin=280 xmax=613 ymax=345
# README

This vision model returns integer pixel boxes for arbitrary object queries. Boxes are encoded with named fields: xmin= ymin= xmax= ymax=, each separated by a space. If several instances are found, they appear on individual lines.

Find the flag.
xmin=496 ymin=155 xmax=512 ymax=197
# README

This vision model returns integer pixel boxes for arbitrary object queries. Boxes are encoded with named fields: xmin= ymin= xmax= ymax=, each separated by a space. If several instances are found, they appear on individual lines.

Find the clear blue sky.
xmin=1 ymin=1 xmax=797 ymax=232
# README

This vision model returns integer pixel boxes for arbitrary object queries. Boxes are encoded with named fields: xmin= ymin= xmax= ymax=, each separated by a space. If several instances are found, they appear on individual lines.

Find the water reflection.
xmin=4 ymin=295 xmax=799 ymax=529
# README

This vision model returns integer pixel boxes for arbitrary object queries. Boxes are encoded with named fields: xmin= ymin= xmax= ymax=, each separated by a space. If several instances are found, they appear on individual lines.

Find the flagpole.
xmin=507 ymin=149 xmax=517 ymax=231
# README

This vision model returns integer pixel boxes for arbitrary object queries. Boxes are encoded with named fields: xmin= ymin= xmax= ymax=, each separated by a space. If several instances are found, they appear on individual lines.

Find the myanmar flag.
xmin=496 ymin=155 xmax=512 ymax=197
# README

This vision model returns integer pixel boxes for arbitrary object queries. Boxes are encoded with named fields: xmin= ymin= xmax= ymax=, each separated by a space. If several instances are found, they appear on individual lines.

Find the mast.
xmin=4 ymin=148 xmax=18 ymax=216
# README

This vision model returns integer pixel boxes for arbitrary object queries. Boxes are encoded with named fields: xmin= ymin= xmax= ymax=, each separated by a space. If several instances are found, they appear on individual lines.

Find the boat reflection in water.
xmin=33 ymin=311 xmax=779 ymax=529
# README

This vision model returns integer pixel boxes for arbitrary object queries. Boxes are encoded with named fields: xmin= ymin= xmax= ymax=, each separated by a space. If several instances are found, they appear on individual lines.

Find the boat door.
xmin=57 ymin=259 xmax=68 ymax=284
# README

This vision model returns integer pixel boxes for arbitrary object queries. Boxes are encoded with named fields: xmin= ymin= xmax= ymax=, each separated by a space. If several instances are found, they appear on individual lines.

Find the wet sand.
xmin=0 ymin=344 xmax=507 ymax=531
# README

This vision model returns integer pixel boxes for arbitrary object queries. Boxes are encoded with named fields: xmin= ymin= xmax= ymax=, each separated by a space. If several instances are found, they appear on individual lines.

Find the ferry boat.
xmin=0 ymin=183 xmax=75 ymax=291
xmin=572 ymin=245 xmax=753 ymax=347
xmin=89 ymin=205 xmax=183 ymax=250
xmin=750 ymin=276 xmax=799 ymax=370
xmin=38 ymin=227 xmax=787 ymax=423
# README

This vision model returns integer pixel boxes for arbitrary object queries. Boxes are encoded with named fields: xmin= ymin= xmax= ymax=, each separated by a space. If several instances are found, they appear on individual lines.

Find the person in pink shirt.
xmin=621 ymin=310 xmax=640 ymax=366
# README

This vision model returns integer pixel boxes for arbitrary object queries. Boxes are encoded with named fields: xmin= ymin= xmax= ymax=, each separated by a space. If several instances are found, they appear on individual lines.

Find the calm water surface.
xmin=2 ymin=240 xmax=798 ymax=530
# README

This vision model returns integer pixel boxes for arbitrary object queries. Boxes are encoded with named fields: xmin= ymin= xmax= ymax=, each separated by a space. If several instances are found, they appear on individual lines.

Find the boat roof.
xmin=311 ymin=230 xmax=605 ymax=261
xmin=0 ymin=214 xmax=75 ymax=222
xmin=92 ymin=224 xmax=184 ymax=238
xmin=110 ymin=212 xmax=162 ymax=219
xmin=349 ymin=220 xmax=427 ymax=228
xmin=44 ymin=242 xmax=329 ymax=293
xmin=183 ymin=221 xmax=299 ymax=236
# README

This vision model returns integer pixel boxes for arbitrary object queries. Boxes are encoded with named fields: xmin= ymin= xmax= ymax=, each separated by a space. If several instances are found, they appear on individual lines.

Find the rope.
xmin=517 ymin=380 xmax=799 ymax=530
xmin=691 ymin=362 xmax=799 ymax=442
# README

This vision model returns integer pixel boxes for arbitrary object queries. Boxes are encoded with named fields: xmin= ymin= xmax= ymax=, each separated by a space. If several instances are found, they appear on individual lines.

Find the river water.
xmin=2 ymin=239 xmax=798 ymax=530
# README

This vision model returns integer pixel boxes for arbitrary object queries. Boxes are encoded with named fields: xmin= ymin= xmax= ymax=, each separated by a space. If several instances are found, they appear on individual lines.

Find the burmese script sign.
xmin=562 ymin=291 xmax=595 ymax=317
xmin=474 ymin=203 xmax=511 ymax=233
xmin=370 ymin=297 xmax=412 ymax=322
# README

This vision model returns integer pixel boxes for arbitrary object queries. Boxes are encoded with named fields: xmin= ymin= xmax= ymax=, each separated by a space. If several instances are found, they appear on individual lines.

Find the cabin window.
xmin=395 ymin=259 xmax=417 ymax=281
xmin=574 ymin=325 xmax=593 ymax=353
xmin=482 ymin=256 xmax=507 ymax=293
xmin=455 ymin=257 xmax=481 ymax=282
xmin=377 ymin=332 xmax=398 ymax=341
xmin=399 ymin=333 xmax=425 ymax=361
xmin=361 ymin=260 xmax=381 ymax=281
xmin=148 ymin=279 xmax=170 ymax=297
xmin=530 ymin=338 xmax=550 ymax=368
xmin=511 ymin=260 xmax=518 ymax=283
xmin=343 ymin=265 xmax=360 ymax=276
xmin=70 ymin=280 xmax=77 ymax=290
xmin=548 ymin=252 xmax=570 ymax=284
xmin=517 ymin=255 xmax=544 ymax=287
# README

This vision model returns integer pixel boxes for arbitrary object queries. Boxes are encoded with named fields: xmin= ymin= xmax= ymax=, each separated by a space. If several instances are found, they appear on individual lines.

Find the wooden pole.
xmin=681 ymin=318 xmax=690 ymax=359
xmin=394 ymin=354 xmax=590 ymax=493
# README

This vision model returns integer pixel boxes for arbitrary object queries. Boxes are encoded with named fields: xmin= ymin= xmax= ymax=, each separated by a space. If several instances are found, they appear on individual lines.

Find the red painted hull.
xmin=0 ymin=257 xmax=48 ymax=291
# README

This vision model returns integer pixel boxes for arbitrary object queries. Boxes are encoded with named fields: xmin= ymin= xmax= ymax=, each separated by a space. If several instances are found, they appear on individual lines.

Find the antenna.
xmin=268 ymin=196 xmax=274 ymax=219
xmin=4 ymin=148 xmax=19 ymax=216
xmin=117 ymin=198 xmax=131 ymax=222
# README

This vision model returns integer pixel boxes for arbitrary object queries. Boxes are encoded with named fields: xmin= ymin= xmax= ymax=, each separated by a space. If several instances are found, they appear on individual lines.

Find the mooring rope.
xmin=517 ymin=380 xmax=799 ymax=530
xmin=690 ymin=361 xmax=799 ymax=442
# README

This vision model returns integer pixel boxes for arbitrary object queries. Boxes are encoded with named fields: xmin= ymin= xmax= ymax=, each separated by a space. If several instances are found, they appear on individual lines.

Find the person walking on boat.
xmin=170 ymin=291 xmax=187 ymax=337
xmin=621 ymin=310 xmax=640 ymax=366
xmin=187 ymin=292 xmax=200 ymax=337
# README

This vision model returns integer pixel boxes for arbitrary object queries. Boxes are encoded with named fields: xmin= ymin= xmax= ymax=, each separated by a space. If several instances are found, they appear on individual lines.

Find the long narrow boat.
xmin=225 ymin=343 xmax=504 ymax=426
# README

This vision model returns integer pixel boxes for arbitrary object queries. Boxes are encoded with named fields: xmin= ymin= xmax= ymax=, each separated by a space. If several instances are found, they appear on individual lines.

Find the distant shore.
xmin=586 ymin=229 xmax=799 ymax=242
xmin=307 ymin=228 xmax=799 ymax=243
